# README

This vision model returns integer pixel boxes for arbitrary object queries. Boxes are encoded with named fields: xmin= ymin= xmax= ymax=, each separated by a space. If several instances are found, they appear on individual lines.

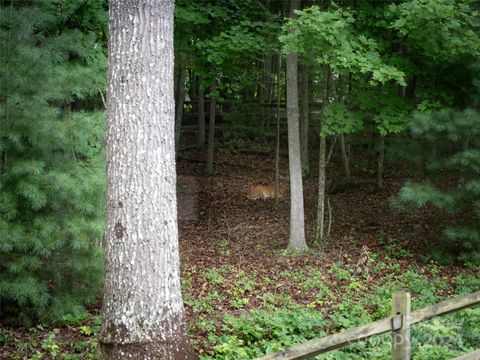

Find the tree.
xmin=99 ymin=1 xmax=196 ymax=358
xmin=366 ymin=0 xmax=480 ymax=187
xmin=197 ymin=75 xmax=206 ymax=146
xmin=206 ymin=79 xmax=217 ymax=175
xmin=0 ymin=0 xmax=106 ymax=325
xmin=396 ymin=108 xmax=480 ymax=264
xmin=194 ymin=0 xmax=280 ymax=174
xmin=281 ymin=5 xmax=405 ymax=241
xmin=285 ymin=0 xmax=308 ymax=253
xmin=316 ymin=66 xmax=330 ymax=241
xmin=175 ymin=53 xmax=187 ymax=155
xmin=299 ymin=62 xmax=310 ymax=177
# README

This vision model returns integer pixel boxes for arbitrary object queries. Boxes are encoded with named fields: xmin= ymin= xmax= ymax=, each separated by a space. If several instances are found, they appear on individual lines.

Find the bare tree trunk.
xmin=286 ymin=0 xmax=307 ymax=253
xmin=299 ymin=62 xmax=310 ymax=177
xmin=100 ymin=2 xmax=196 ymax=359
xmin=275 ymin=54 xmax=282 ymax=202
xmin=316 ymin=66 xmax=330 ymax=242
xmin=377 ymin=134 xmax=385 ymax=188
xmin=175 ymin=53 xmax=186 ymax=155
xmin=340 ymin=133 xmax=351 ymax=178
xmin=261 ymin=55 xmax=273 ymax=130
xmin=197 ymin=75 xmax=205 ymax=147
xmin=340 ymin=72 xmax=352 ymax=178
xmin=207 ymin=80 xmax=217 ymax=175
xmin=266 ymin=43 xmax=274 ymax=101
xmin=316 ymin=134 xmax=327 ymax=241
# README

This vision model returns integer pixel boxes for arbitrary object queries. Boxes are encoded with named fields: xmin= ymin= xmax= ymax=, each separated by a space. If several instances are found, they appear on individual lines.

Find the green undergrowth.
xmin=0 ymin=313 xmax=101 ymax=360
xmin=1 ymin=260 xmax=478 ymax=359
xmin=194 ymin=260 xmax=480 ymax=359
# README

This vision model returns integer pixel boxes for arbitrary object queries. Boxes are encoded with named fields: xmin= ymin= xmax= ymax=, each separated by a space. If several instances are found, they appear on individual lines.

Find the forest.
xmin=0 ymin=0 xmax=479 ymax=359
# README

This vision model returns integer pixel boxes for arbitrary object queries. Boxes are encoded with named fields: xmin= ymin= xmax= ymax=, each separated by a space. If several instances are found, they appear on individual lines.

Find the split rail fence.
xmin=257 ymin=290 xmax=480 ymax=360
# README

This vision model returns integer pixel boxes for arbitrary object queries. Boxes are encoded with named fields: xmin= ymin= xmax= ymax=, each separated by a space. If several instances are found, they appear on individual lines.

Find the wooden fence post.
xmin=392 ymin=291 xmax=411 ymax=360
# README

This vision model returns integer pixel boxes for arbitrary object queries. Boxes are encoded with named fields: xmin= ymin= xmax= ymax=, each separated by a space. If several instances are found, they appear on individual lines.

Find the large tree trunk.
xmin=316 ymin=66 xmax=330 ymax=242
xmin=286 ymin=0 xmax=307 ymax=253
xmin=100 ymin=2 xmax=196 ymax=359
xmin=197 ymin=75 xmax=205 ymax=147
xmin=207 ymin=80 xmax=217 ymax=175
xmin=175 ymin=53 xmax=186 ymax=155
xmin=299 ymin=62 xmax=310 ymax=177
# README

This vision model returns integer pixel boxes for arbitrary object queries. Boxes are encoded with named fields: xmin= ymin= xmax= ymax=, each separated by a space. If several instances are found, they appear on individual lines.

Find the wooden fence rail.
xmin=257 ymin=291 xmax=480 ymax=360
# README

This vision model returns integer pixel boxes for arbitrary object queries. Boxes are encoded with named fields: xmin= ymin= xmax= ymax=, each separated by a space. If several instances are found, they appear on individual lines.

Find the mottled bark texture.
xmin=100 ymin=1 xmax=196 ymax=359
xmin=286 ymin=0 xmax=307 ymax=252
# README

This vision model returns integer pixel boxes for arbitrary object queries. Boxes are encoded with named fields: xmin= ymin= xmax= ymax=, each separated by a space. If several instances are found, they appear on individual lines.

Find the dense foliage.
xmin=397 ymin=108 xmax=480 ymax=263
xmin=0 ymin=1 xmax=107 ymax=324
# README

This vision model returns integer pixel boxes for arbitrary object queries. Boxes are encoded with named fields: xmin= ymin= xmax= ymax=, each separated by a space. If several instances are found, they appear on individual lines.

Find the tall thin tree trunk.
xmin=340 ymin=133 xmax=351 ymax=178
xmin=316 ymin=66 xmax=330 ymax=242
xmin=316 ymin=135 xmax=327 ymax=241
xmin=340 ymin=72 xmax=352 ymax=178
xmin=377 ymin=134 xmax=385 ymax=188
xmin=100 ymin=1 xmax=196 ymax=359
xmin=275 ymin=54 xmax=282 ymax=202
xmin=207 ymin=80 xmax=217 ymax=175
xmin=286 ymin=0 xmax=307 ymax=253
xmin=197 ymin=75 xmax=205 ymax=147
xmin=299 ymin=62 xmax=310 ymax=177
xmin=263 ymin=55 xmax=273 ymax=129
xmin=175 ymin=53 xmax=186 ymax=155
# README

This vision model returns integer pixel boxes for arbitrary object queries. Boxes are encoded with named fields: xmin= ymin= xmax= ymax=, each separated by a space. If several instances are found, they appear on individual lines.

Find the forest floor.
xmin=176 ymin=149 xmax=478 ymax=356
xmin=1 ymin=149 xmax=479 ymax=360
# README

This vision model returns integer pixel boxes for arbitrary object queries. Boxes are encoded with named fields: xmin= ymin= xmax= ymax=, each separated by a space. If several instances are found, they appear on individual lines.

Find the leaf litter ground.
xmin=1 ymin=149 xmax=478 ymax=359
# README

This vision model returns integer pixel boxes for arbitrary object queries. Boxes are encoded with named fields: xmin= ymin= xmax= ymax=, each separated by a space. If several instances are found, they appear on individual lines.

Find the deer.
xmin=246 ymin=183 xmax=288 ymax=200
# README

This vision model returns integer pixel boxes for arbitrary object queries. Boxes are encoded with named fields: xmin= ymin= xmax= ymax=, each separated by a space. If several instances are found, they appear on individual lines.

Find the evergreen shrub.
xmin=0 ymin=1 xmax=107 ymax=324
xmin=396 ymin=108 xmax=480 ymax=263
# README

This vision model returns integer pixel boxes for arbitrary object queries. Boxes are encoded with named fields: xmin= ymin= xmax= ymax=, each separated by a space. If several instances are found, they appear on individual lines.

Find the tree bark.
xmin=275 ymin=54 xmax=282 ymax=202
xmin=316 ymin=66 xmax=330 ymax=242
xmin=175 ymin=53 xmax=186 ymax=155
xmin=262 ymin=55 xmax=273 ymax=129
xmin=207 ymin=80 xmax=217 ymax=175
xmin=340 ymin=72 xmax=352 ymax=178
xmin=197 ymin=75 xmax=205 ymax=147
xmin=286 ymin=0 xmax=307 ymax=253
xmin=316 ymin=135 xmax=327 ymax=241
xmin=299 ymin=62 xmax=310 ymax=178
xmin=100 ymin=1 xmax=196 ymax=359
xmin=339 ymin=133 xmax=351 ymax=178
xmin=377 ymin=134 xmax=385 ymax=188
